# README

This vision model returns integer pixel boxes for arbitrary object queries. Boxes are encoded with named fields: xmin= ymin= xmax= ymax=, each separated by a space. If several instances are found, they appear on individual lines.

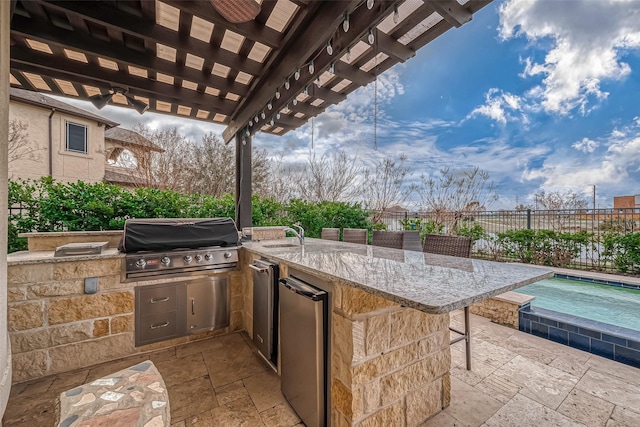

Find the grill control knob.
xmin=224 ymin=252 xmax=232 ymax=259
xmin=135 ymin=258 xmax=147 ymax=268
xmin=161 ymin=256 xmax=171 ymax=266
xmin=204 ymin=254 xmax=212 ymax=261
xmin=195 ymin=254 xmax=203 ymax=262
xmin=183 ymin=255 xmax=193 ymax=263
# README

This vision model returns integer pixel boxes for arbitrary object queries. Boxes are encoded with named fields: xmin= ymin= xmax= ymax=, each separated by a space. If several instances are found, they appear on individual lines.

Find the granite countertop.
xmin=7 ymin=248 xmax=123 ymax=265
xmin=243 ymin=238 xmax=554 ymax=314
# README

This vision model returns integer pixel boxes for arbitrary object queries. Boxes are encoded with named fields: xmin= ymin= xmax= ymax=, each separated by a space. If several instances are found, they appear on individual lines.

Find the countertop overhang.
xmin=243 ymin=238 xmax=553 ymax=314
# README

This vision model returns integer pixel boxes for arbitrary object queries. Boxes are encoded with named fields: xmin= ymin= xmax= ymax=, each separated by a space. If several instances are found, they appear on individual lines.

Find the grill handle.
xmin=149 ymin=297 xmax=170 ymax=304
xmin=150 ymin=321 xmax=170 ymax=329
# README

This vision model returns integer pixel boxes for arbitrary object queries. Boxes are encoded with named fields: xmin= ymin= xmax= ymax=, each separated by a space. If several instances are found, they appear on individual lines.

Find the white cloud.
xmin=467 ymin=88 xmax=528 ymax=125
xmin=523 ymin=117 xmax=640 ymax=199
xmin=572 ymin=137 xmax=598 ymax=153
xmin=499 ymin=0 xmax=640 ymax=115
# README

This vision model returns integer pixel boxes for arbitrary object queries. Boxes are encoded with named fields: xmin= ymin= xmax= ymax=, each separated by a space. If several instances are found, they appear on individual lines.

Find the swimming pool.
xmin=516 ymin=275 xmax=640 ymax=368
xmin=519 ymin=277 xmax=640 ymax=331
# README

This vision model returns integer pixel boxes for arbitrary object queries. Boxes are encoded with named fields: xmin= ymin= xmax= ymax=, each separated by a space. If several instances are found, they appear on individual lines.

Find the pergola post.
xmin=235 ymin=131 xmax=252 ymax=231
xmin=1 ymin=0 xmax=13 ymax=416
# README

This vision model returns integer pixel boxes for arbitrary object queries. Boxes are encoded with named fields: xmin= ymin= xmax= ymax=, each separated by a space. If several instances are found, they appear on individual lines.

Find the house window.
xmin=66 ymin=122 xmax=87 ymax=154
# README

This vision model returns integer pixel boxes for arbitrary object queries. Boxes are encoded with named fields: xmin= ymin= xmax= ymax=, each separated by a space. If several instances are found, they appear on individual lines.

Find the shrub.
xmin=602 ymin=232 xmax=640 ymax=273
xmin=285 ymin=199 xmax=371 ymax=238
xmin=496 ymin=229 xmax=593 ymax=267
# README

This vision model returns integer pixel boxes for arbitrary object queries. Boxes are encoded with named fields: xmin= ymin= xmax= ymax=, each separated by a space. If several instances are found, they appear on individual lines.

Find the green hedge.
xmin=496 ymin=229 xmax=593 ymax=268
xmin=603 ymin=232 xmax=640 ymax=274
xmin=8 ymin=178 xmax=372 ymax=252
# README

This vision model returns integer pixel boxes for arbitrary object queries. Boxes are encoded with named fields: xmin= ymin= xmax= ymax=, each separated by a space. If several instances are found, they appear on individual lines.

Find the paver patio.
xmin=3 ymin=312 xmax=640 ymax=426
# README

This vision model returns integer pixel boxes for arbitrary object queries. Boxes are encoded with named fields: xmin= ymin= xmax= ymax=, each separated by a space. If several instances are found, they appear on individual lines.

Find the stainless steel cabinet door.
xmin=252 ymin=260 xmax=275 ymax=362
xmin=187 ymin=276 xmax=229 ymax=333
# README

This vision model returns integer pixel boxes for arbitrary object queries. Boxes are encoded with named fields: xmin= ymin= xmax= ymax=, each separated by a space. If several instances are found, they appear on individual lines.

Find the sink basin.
xmin=262 ymin=243 xmax=300 ymax=248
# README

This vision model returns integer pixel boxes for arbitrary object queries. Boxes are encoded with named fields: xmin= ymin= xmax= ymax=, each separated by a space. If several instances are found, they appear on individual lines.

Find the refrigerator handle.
xmin=279 ymin=278 xmax=325 ymax=300
xmin=249 ymin=263 xmax=269 ymax=273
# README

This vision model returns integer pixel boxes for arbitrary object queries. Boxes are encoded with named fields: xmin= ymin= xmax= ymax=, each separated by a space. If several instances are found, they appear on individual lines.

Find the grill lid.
xmin=118 ymin=218 xmax=239 ymax=253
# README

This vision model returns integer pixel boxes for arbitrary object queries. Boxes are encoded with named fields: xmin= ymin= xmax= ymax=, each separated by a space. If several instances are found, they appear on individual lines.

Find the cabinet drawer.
xmin=138 ymin=284 xmax=179 ymax=314
xmin=138 ymin=311 xmax=180 ymax=345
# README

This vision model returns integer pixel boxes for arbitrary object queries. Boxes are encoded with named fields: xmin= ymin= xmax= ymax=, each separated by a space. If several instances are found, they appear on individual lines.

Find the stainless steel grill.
xmin=122 ymin=246 xmax=238 ymax=281
xmin=119 ymin=217 xmax=240 ymax=282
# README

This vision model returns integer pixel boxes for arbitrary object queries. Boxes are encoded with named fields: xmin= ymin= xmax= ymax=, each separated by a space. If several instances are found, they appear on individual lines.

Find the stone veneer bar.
xmin=243 ymin=238 xmax=552 ymax=426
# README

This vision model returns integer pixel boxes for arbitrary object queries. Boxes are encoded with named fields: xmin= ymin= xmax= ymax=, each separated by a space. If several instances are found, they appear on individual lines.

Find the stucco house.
xmin=8 ymin=87 xmax=161 ymax=186
xmin=9 ymin=87 xmax=118 ymax=182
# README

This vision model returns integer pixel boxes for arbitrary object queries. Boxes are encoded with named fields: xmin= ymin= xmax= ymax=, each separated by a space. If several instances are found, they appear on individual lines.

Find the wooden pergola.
xmin=6 ymin=0 xmax=490 ymax=228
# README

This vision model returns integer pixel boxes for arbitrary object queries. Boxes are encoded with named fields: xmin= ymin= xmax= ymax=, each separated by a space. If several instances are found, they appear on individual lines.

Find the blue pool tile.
xmin=548 ymin=327 xmax=568 ymax=345
xmin=578 ymin=327 xmax=601 ymax=339
xmin=602 ymin=333 xmax=627 ymax=346
xmin=627 ymin=340 xmax=640 ymax=351
xmin=614 ymin=346 xmax=640 ymax=368
xmin=531 ymin=322 xmax=549 ymax=338
xmin=568 ymin=332 xmax=590 ymax=352
xmin=519 ymin=319 xmax=531 ymax=333
xmin=521 ymin=312 xmax=539 ymax=322
xmin=539 ymin=317 xmax=558 ymax=327
xmin=557 ymin=322 xmax=580 ymax=334
xmin=591 ymin=339 xmax=614 ymax=358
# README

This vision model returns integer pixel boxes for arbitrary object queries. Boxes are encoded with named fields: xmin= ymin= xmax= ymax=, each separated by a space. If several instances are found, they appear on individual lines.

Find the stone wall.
xmin=7 ymin=255 xmax=243 ymax=383
xmin=470 ymin=291 xmax=534 ymax=329
xmin=331 ymin=283 xmax=450 ymax=427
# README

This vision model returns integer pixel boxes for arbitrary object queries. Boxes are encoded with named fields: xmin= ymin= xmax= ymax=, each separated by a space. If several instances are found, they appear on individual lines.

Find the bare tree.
xmin=361 ymin=154 xmax=415 ymax=224
xmin=183 ymin=132 xmax=270 ymax=196
xmin=533 ymin=189 xmax=588 ymax=210
xmin=8 ymin=119 xmax=44 ymax=163
xmin=418 ymin=166 xmax=498 ymax=232
xmin=532 ymin=189 xmax=589 ymax=231
xmin=297 ymin=150 xmax=362 ymax=202
xmin=258 ymin=155 xmax=298 ymax=203
xmin=134 ymin=124 xmax=192 ymax=190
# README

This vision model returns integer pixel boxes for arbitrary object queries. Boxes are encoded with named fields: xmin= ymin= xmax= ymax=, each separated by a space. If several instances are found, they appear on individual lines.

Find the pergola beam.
xmin=10 ymin=15 xmax=251 ymax=98
xmin=430 ymin=0 xmax=473 ymax=28
xmin=10 ymin=47 xmax=237 ymax=114
xmin=36 ymin=0 xmax=265 ymax=77
xmin=224 ymin=1 xmax=400 ymax=142
xmin=375 ymin=28 xmax=415 ymax=62
xmin=160 ymin=0 xmax=283 ymax=48
xmin=223 ymin=0 xmax=359 ymax=142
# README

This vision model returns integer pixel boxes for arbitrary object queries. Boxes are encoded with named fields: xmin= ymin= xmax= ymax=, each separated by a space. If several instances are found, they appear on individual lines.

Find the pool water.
xmin=519 ymin=277 xmax=640 ymax=331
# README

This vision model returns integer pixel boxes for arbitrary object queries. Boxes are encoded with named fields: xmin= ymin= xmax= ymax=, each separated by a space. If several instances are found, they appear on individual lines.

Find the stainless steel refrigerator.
xmin=279 ymin=276 xmax=328 ymax=427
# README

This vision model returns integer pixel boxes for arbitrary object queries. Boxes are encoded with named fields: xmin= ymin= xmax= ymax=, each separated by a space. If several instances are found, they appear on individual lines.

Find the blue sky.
xmin=65 ymin=0 xmax=640 ymax=209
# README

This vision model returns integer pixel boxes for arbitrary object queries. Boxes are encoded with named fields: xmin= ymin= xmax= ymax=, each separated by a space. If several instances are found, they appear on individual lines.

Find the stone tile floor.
xmin=2 ymin=333 xmax=301 ymax=427
xmin=3 ymin=314 xmax=640 ymax=427
xmin=423 ymin=311 xmax=640 ymax=427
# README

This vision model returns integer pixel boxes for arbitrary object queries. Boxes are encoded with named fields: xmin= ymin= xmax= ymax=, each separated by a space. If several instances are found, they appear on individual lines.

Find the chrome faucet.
xmin=283 ymin=225 xmax=305 ymax=245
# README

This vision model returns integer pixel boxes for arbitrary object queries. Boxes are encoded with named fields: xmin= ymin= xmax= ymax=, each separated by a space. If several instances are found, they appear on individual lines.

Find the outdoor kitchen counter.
xmin=7 ymin=247 xmax=121 ymax=265
xmin=243 ymin=237 xmax=553 ymax=314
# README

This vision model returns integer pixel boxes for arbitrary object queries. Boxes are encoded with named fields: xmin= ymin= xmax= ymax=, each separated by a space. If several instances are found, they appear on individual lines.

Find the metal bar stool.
xmin=320 ymin=228 xmax=340 ymax=241
xmin=372 ymin=230 xmax=403 ymax=249
xmin=343 ymin=228 xmax=368 ymax=245
xmin=422 ymin=234 xmax=474 ymax=370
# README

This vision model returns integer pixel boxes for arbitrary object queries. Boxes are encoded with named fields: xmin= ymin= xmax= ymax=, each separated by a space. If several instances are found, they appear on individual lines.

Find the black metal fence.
xmin=378 ymin=208 xmax=640 ymax=273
